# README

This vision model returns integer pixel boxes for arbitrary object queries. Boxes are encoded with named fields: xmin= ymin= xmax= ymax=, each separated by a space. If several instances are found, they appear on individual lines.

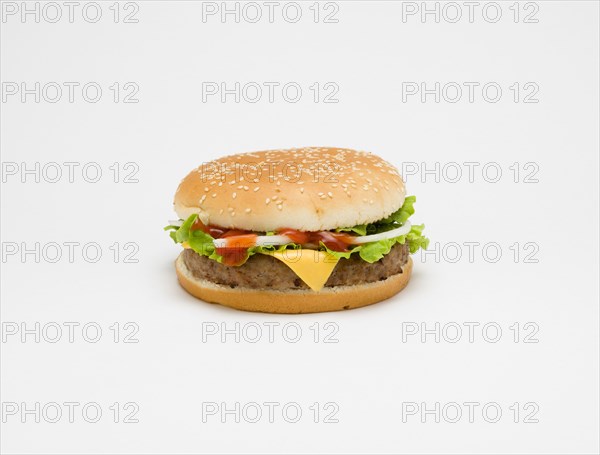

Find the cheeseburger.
xmin=165 ymin=147 xmax=428 ymax=313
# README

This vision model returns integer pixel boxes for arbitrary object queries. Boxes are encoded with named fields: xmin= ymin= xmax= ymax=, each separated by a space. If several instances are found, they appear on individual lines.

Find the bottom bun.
xmin=175 ymin=252 xmax=413 ymax=314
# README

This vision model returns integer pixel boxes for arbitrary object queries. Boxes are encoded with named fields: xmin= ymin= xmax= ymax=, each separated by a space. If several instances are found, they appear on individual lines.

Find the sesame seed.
xmin=253 ymin=187 xmax=260 ymax=192
xmin=212 ymin=193 xmax=217 ymax=198
xmin=265 ymin=198 xmax=270 ymax=205
xmin=232 ymin=192 xmax=237 ymax=199
xmin=300 ymin=188 xmax=304 ymax=193
xmin=327 ymin=191 xmax=333 ymax=198
xmin=272 ymin=195 xmax=278 ymax=200
xmin=245 ymin=208 xmax=252 ymax=213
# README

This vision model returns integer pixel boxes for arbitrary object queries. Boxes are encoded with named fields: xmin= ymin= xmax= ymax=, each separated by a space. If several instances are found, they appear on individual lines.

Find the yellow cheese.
xmin=265 ymin=249 xmax=340 ymax=291
xmin=182 ymin=241 xmax=190 ymax=249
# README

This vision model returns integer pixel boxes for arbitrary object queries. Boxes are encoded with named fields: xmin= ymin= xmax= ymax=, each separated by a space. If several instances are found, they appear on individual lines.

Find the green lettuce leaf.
xmin=164 ymin=214 xmax=219 ymax=260
xmin=358 ymin=239 xmax=397 ymax=263
xmin=357 ymin=224 xmax=430 ymax=262
xmin=249 ymin=242 xmax=300 ymax=256
xmin=335 ymin=224 xmax=368 ymax=236
xmin=405 ymin=224 xmax=430 ymax=254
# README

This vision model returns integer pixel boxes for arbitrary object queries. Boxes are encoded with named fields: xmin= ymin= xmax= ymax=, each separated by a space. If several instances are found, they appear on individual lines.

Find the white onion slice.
xmin=255 ymin=235 xmax=291 ymax=247
xmin=213 ymin=235 xmax=291 ymax=249
xmin=347 ymin=222 xmax=412 ymax=244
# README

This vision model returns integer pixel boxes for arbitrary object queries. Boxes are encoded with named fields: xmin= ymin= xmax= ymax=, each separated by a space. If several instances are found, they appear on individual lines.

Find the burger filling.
xmin=165 ymin=196 xmax=428 ymax=291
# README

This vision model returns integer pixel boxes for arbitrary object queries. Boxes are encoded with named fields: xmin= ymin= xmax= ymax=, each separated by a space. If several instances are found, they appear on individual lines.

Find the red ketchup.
xmin=277 ymin=228 xmax=354 ymax=252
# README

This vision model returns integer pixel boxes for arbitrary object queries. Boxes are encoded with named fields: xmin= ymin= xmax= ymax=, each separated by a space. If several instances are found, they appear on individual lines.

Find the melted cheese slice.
xmin=265 ymin=250 xmax=339 ymax=291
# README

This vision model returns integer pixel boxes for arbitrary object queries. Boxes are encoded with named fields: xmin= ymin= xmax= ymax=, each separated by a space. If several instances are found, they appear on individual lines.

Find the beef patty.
xmin=182 ymin=243 xmax=410 ymax=290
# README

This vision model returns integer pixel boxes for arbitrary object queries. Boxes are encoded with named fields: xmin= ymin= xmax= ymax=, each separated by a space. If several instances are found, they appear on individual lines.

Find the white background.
xmin=1 ymin=1 xmax=599 ymax=454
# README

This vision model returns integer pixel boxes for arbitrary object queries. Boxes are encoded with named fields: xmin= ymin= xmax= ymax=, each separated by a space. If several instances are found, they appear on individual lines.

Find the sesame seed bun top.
xmin=173 ymin=147 xmax=406 ymax=232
